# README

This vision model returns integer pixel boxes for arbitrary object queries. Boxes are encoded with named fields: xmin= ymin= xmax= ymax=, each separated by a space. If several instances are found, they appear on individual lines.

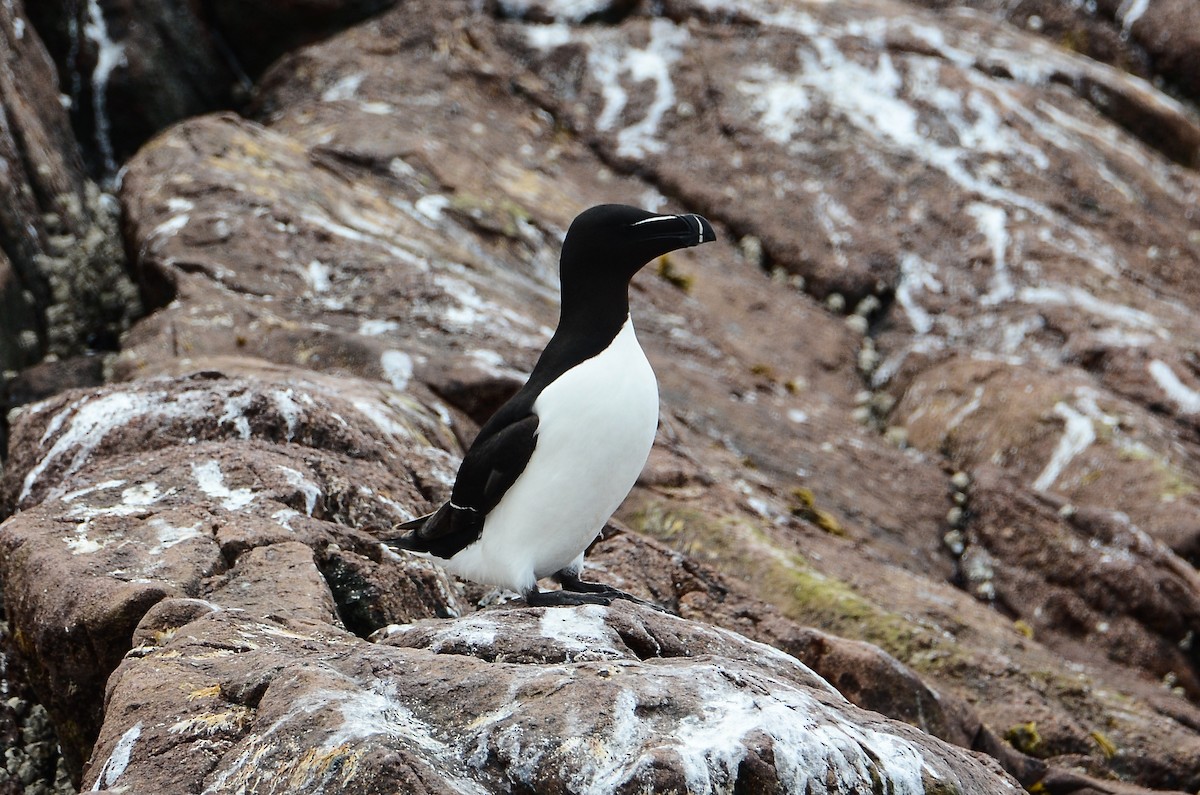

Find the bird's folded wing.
xmin=453 ymin=412 xmax=540 ymax=518
xmin=386 ymin=414 xmax=539 ymax=559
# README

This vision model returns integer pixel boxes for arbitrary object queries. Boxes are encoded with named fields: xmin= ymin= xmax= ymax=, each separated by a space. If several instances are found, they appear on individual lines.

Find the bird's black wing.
xmin=385 ymin=413 xmax=539 ymax=560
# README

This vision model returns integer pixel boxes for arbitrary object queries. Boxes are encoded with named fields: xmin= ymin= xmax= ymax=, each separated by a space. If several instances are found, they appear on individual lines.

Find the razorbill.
xmin=386 ymin=204 xmax=715 ymax=607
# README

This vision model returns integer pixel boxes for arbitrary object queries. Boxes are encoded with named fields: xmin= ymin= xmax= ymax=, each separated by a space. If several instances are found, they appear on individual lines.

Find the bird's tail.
xmin=395 ymin=511 xmax=435 ymax=531
xmin=380 ymin=510 xmax=435 ymax=551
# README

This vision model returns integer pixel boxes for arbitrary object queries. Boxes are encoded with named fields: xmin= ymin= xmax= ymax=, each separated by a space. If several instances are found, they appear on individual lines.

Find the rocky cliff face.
xmin=1 ymin=0 xmax=1199 ymax=793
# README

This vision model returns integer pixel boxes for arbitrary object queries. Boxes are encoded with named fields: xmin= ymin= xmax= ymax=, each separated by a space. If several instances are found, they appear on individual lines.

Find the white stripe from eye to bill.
xmin=631 ymin=215 xmax=677 ymax=226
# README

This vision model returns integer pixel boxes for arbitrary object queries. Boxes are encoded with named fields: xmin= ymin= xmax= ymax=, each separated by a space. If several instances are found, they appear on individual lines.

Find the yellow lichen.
xmin=789 ymin=487 xmax=845 ymax=536
xmin=169 ymin=706 xmax=253 ymax=737
xmin=656 ymin=255 xmax=694 ymax=292
xmin=1004 ymin=721 xmax=1041 ymax=755
xmin=1090 ymin=730 xmax=1117 ymax=759
xmin=448 ymin=193 xmax=531 ymax=239
xmin=186 ymin=684 xmax=222 ymax=701
xmin=749 ymin=362 xmax=776 ymax=380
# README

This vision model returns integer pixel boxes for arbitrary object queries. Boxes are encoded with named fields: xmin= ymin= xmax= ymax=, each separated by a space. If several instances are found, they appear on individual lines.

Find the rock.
xmin=892 ymin=355 xmax=1200 ymax=563
xmin=0 ymin=354 xmax=108 ymax=473
xmin=22 ymin=0 xmax=397 ymax=179
xmin=0 ymin=367 xmax=460 ymax=774
xmin=905 ymin=0 xmax=1200 ymax=110
xmin=1123 ymin=0 xmax=1200 ymax=107
xmin=22 ymin=0 xmax=240 ymax=179
xmin=964 ymin=466 xmax=1200 ymax=697
xmin=106 ymin=0 xmax=1200 ymax=788
xmin=494 ymin=0 xmax=1200 ymax=295
xmin=0 ymin=0 xmax=139 ymax=369
xmin=0 ymin=618 xmax=72 ymax=795
xmin=318 ymin=546 xmax=466 ymax=636
xmin=1 ymin=367 xmax=457 ymax=513
xmin=1 ymin=0 xmax=1199 ymax=792
xmin=84 ymin=607 xmax=1020 ymax=793
xmin=206 ymin=0 xmax=398 ymax=77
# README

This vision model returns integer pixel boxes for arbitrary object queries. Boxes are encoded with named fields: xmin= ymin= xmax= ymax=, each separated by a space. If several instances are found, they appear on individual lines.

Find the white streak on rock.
xmin=202 ymin=683 xmax=490 ymax=795
xmin=91 ymin=721 xmax=141 ymax=790
xmin=388 ymin=613 xmax=501 ymax=652
xmin=219 ymin=391 xmax=253 ymax=439
xmin=946 ymin=386 xmax=985 ymax=432
xmin=272 ymin=507 xmax=302 ymax=531
xmin=358 ymin=100 xmax=394 ymax=115
xmin=737 ymin=64 xmax=811 ymax=145
xmin=1033 ymin=402 xmax=1094 ymax=492
xmin=381 ymin=350 xmax=414 ymax=391
xmin=61 ymin=482 xmax=167 ymax=554
xmin=1148 ymin=360 xmax=1200 ymax=414
xmin=149 ymin=213 xmax=189 ymax=240
xmin=61 ymin=479 xmax=126 ymax=503
xmin=359 ymin=318 xmax=400 ymax=336
xmin=429 ymin=274 xmax=545 ymax=347
xmin=321 ymin=73 xmax=364 ymax=102
xmin=524 ymin=21 xmax=572 ymax=50
xmin=537 ymin=604 xmax=623 ymax=659
xmin=666 ymin=666 xmax=930 ymax=795
xmin=501 ymin=0 xmax=610 ymax=21
xmin=299 ymin=211 xmax=427 ymax=270
xmin=351 ymin=397 xmax=411 ymax=440
xmin=192 ymin=461 xmax=255 ymax=511
xmin=64 ymin=533 xmax=104 ymax=555
xmin=147 ymin=517 xmax=204 ymax=555
xmin=1117 ymin=0 xmax=1151 ymax=30
xmin=276 ymin=466 xmax=321 ymax=516
xmin=468 ymin=349 xmax=529 ymax=380
xmin=967 ymin=203 xmax=1012 ymax=306
xmin=22 ymin=391 xmax=175 ymax=503
xmin=1019 ymin=285 xmax=1163 ymax=334
xmin=269 ymin=388 xmax=302 ymax=442
xmin=589 ymin=19 xmax=689 ymax=158
xmin=303 ymin=259 xmax=332 ymax=293
xmin=414 ymin=194 xmax=450 ymax=222
xmin=895 ymin=254 xmax=942 ymax=335
xmin=84 ymin=0 xmax=126 ymax=177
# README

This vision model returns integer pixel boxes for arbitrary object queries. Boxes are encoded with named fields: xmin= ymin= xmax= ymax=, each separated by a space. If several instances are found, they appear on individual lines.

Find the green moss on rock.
xmin=628 ymin=500 xmax=965 ymax=675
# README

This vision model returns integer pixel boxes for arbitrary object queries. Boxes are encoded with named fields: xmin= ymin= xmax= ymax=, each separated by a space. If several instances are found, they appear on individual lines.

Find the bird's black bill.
xmin=630 ymin=213 xmax=716 ymax=249
xmin=685 ymin=214 xmax=716 ymax=247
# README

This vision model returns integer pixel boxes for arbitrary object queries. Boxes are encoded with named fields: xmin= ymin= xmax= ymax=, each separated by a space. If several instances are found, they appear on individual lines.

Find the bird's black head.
xmin=559 ymin=206 xmax=715 ymax=319
xmin=560 ymin=204 xmax=716 ymax=287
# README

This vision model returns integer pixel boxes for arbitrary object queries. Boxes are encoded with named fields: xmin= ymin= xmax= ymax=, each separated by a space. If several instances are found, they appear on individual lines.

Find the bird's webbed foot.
xmin=551 ymin=570 xmax=667 ymax=612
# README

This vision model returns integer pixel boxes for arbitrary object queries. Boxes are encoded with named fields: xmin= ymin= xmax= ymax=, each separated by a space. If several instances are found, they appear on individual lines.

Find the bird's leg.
xmin=523 ymin=586 xmax=613 ymax=607
xmin=553 ymin=569 xmax=624 ymax=596
xmin=553 ymin=569 xmax=666 ymax=612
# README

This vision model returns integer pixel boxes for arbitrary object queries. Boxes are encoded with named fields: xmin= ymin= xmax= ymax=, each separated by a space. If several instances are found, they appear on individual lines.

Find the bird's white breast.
xmin=444 ymin=316 xmax=659 ymax=592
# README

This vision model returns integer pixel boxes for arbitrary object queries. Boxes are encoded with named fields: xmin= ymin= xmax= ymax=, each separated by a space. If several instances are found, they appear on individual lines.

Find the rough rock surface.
xmin=1 ymin=0 xmax=1200 ymax=793
xmin=0 ymin=368 xmax=1021 ymax=792
xmin=904 ymin=0 xmax=1200 ymax=113
xmin=22 ymin=0 xmax=397 ymax=178
xmin=87 ymin=606 xmax=1016 ymax=794
xmin=0 ymin=0 xmax=138 ymax=374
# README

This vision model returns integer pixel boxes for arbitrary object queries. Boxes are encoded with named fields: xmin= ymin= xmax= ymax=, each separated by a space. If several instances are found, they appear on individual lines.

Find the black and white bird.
xmin=386 ymin=204 xmax=715 ymax=607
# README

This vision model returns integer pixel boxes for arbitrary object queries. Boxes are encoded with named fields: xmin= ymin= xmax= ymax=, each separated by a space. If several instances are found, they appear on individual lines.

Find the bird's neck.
xmin=558 ymin=278 xmax=631 ymax=339
xmin=530 ymin=281 xmax=632 ymax=384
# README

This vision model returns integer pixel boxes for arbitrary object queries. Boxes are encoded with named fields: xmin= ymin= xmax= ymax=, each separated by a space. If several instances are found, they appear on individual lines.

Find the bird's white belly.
xmin=445 ymin=317 xmax=658 ymax=592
